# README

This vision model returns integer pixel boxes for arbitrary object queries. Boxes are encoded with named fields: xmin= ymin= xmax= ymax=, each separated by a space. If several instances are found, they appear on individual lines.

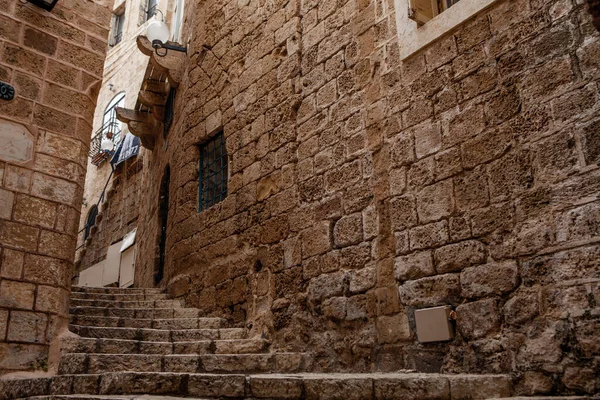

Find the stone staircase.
xmin=0 ymin=286 xmax=520 ymax=399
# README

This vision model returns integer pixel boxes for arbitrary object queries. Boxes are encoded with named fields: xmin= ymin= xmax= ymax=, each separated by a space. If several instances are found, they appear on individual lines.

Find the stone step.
xmin=25 ymin=396 xmax=211 ymax=400
xmin=69 ymin=315 xmax=225 ymax=329
xmin=69 ymin=299 xmax=184 ymax=309
xmin=69 ymin=307 xmax=202 ymax=318
xmin=71 ymin=286 xmax=164 ymax=295
xmin=69 ymin=325 xmax=247 ymax=341
xmin=0 ymin=372 xmax=514 ymax=400
xmin=58 ymin=353 xmax=313 ymax=375
xmin=70 ymin=292 xmax=169 ymax=301
xmin=62 ymin=336 xmax=270 ymax=355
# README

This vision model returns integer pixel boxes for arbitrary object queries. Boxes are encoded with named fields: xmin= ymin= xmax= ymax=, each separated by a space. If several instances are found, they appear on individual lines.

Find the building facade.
xmin=0 ymin=0 xmax=111 ymax=374
xmin=79 ymin=0 xmax=600 ymax=394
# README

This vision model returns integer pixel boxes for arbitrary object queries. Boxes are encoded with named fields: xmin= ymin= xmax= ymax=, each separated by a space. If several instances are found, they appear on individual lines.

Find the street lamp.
xmin=146 ymin=17 xmax=187 ymax=56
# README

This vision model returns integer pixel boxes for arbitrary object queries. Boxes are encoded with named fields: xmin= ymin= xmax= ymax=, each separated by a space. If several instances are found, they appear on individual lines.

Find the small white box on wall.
xmin=415 ymin=305 xmax=455 ymax=343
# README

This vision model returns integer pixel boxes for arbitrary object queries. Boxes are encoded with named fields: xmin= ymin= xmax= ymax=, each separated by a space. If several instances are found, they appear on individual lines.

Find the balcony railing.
xmin=89 ymin=117 xmax=122 ymax=166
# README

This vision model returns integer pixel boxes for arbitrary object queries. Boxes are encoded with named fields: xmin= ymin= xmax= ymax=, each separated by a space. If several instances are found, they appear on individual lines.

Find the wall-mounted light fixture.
xmin=26 ymin=0 xmax=59 ymax=11
xmin=146 ymin=11 xmax=186 ymax=57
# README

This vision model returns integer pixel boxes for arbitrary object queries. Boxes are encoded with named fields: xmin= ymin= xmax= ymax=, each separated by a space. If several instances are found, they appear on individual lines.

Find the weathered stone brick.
xmin=7 ymin=310 xmax=48 ymax=343
xmin=413 ymin=120 xmax=442 ymax=159
xmin=579 ymin=118 xmax=600 ymax=166
xmin=324 ymin=160 xmax=361 ymax=192
xmin=376 ymin=312 xmax=411 ymax=343
xmin=24 ymin=28 xmax=58 ymax=56
xmin=389 ymin=195 xmax=417 ymax=232
xmin=456 ymin=298 xmax=500 ymax=340
xmin=461 ymin=127 xmax=513 ymax=169
xmin=0 ymin=221 xmax=39 ymax=252
xmin=394 ymin=250 xmax=435 ymax=282
xmin=301 ymin=221 xmax=331 ymax=258
xmin=13 ymin=195 xmax=57 ymax=229
xmin=454 ymin=166 xmax=489 ymax=212
xmin=307 ymin=271 xmax=345 ymax=302
xmin=409 ymin=220 xmax=449 ymax=250
xmin=13 ymin=73 xmax=42 ymax=101
xmin=2 ymin=43 xmax=46 ymax=74
xmin=416 ymin=180 xmax=454 ymax=223
xmin=443 ymin=105 xmax=485 ymax=148
xmin=1 ymin=249 xmax=24 ymax=279
xmin=349 ymin=264 xmax=376 ymax=294
xmin=425 ymin=35 xmax=458 ymax=70
xmin=333 ymin=213 xmax=363 ymax=247
xmin=24 ymin=255 xmax=70 ymax=287
xmin=35 ymin=285 xmax=66 ymax=314
xmin=0 ymin=188 xmax=15 ymax=219
xmin=532 ymin=130 xmax=578 ymax=183
xmin=461 ymin=260 xmax=519 ymax=298
xmin=434 ymin=240 xmax=487 ymax=274
xmin=407 ymin=156 xmax=435 ymax=188
xmin=398 ymin=273 xmax=460 ymax=307
xmin=0 ymin=279 xmax=35 ymax=310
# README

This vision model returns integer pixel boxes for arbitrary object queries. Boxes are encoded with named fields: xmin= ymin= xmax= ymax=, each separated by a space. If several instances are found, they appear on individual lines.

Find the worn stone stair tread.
xmin=68 ymin=325 xmax=247 ymax=341
xmin=0 ymin=372 xmax=514 ymax=400
xmin=58 ymin=352 xmax=313 ymax=374
xmin=69 ymin=307 xmax=202 ymax=318
xmin=70 ymin=293 xmax=170 ymax=301
xmin=70 ymin=299 xmax=184 ymax=309
xmin=68 ymin=325 xmax=246 ymax=341
xmin=62 ymin=337 xmax=270 ymax=354
xmin=72 ymin=287 xmax=165 ymax=294
xmin=69 ymin=316 xmax=225 ymax=329
xmin=24 ymin=397 xmax=213 ymax=400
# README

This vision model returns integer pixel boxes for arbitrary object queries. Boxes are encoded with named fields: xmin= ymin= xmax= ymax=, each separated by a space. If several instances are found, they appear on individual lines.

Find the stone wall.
xmin=77 ymin=0 xmax=171 ymax=254
xmin=77 ymin=156 xmax=142 ymax=269
xmin=96 ymin=0 xmax=599 ymax=394
xmin=0 ymin=0 xmax=110 ymax=374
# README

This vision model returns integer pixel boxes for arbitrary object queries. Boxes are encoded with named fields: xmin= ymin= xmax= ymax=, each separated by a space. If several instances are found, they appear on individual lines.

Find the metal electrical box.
xmin=415 ymin=305 xmax=455 ymax=343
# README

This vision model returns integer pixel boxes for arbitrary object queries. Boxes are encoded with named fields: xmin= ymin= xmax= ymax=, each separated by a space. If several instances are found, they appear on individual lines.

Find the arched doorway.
xmin=155 ymin=165 xmax=170 ymax=285
xmin=84 ymin=205 xmax=98 ymax=240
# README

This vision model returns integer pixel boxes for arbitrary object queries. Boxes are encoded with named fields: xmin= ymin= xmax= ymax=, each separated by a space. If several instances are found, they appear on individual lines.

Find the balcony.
xmin=89 ymin=117 xmax=122 ymax=166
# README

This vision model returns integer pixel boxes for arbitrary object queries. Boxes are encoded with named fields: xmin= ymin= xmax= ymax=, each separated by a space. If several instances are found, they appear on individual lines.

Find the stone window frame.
xmin=395 ymin=0 xmax=500 ymax=60
xmin=109 ymin=4 xmax=126 ymax=48
xmin=197 ymin=130 xmax=229 ymax=212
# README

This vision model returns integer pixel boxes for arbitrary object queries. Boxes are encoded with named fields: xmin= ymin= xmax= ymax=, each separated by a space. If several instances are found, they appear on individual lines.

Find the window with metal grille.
xmin=111 ymin=11 xmax=125 ymax=46
xmin=163 ymin=88 xmax=176 ymax=138
xmin=198 ymin=132 xmax=228 ymax=211
xmin=146 ymin=0 xmax=158 ymax=21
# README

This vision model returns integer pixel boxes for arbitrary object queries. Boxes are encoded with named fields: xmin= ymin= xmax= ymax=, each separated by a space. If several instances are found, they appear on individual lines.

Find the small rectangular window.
xmin=111 ymin=11 xmax=125 ymax=46
xmin=409 ymin=0 xmax=461 ymax=25
xmin=146 ymin=0 xmax=158 ymax=22
xmin=198 ymin=132 xmax=228 ymax=211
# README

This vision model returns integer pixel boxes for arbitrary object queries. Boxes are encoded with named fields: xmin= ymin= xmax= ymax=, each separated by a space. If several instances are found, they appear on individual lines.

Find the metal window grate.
xmin=163 ymin=88 xmax=176 ymax=138
xmin=199 ymin=132 xmax=228 ymax=211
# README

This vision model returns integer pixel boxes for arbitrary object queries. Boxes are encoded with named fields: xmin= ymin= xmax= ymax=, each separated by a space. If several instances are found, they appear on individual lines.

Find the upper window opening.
xmin=111 ymin=10 xmax=125 ymax=46
xmin=198 ymin=132 xmax=228 ymax=211
xmin=172 ymin=0 xmax=185 ymax=42
xmin=409 ymin=0 xmax=461 ymax=25
xmin=146 ymin=0 xmax=158 ymax=22
xmin=84 ymin=205 xmax=98 ymax=240
xmin=163 ymin=88 xmax=176 ymax=139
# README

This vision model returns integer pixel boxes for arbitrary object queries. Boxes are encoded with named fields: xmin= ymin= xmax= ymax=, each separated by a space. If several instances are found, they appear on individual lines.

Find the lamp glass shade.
xmin=146 ymin=20 xmax=170 ymax=44
xmin=101 ymin=138 xmax=114 ymax=151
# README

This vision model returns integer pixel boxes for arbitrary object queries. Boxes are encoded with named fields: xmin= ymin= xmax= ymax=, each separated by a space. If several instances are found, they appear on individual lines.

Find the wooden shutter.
xmin=408 ymin=0 xmax=439 ymax=25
